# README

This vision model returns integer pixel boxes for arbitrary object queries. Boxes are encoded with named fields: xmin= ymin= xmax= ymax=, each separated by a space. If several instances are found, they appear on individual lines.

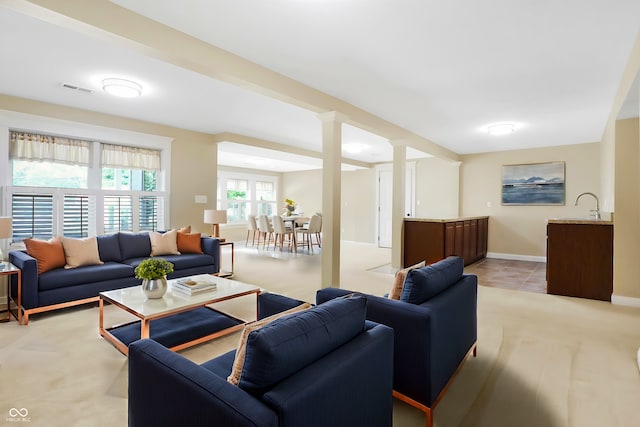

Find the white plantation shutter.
xmin=11 ymin=194 xmax=54 ymax=240
xmin=104 ymin=195 xmax=133 ymax=233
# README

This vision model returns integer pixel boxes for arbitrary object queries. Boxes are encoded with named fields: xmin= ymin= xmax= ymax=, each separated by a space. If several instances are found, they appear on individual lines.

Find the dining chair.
xmin=257 ymin=215 xmax=274 ymax=249
xmin=296 ymin=214 xmax=322 ymax=252
xmin=272 ymin=215 xmax=295 ymax=252
xmin=246 ymin=215 xmax=259 ymax=247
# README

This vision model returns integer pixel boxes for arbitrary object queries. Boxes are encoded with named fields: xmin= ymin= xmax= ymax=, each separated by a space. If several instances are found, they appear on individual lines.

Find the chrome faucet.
xmin=574 ymin=192 xmax=601 ymax=220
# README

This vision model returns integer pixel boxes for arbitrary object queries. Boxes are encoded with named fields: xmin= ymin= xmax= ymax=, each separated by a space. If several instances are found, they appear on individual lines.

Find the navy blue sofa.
xmin=9 ymin=232 xmax=220 ymax=324
xmin=261 ymin=256 xmax=477 ymax=427
xmin=128 ymin=296 xmax=394 ymax=427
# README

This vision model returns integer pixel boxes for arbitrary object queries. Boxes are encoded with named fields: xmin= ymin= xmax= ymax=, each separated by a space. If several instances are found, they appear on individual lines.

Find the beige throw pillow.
xmin=149 ymin=230 xmax=180 ymax=256
xmin=62 ymin=236 xmax=104 ymax=269
xmin=227 ymin=302 xmax=312 ymax=386
xmin=389 ymin=260 xmax=426 ymax=300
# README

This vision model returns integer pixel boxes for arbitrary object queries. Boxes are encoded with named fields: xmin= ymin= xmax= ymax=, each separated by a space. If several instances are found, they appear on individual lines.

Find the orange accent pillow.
xmin=24 ymin=237 xmax=67 ymax=275
xmin=177 ymin=232 xmax=203 ymax=254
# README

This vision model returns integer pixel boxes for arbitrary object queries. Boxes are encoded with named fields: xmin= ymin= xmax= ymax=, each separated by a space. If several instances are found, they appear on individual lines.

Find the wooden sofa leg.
xmin=425 ymin=407 xmax=432 ymax=427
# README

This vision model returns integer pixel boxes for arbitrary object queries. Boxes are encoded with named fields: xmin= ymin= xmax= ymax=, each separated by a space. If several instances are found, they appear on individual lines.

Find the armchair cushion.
xmin=389 ymin=260 xmax=426 ymax=300
xmin=228 ymin=302 xmax=312 ymax=385
xmin=237 ymin=296 xmax=367 ymax=395
xmin=401 ymin=256 xmax=464 ymax=304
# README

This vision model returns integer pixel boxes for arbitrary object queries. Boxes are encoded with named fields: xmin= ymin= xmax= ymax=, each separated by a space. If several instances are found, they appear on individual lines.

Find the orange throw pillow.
xmin=177 ymin=232 xmax=203 ymax=254
xmin=24 ymin=237 xmax=67 ymax=275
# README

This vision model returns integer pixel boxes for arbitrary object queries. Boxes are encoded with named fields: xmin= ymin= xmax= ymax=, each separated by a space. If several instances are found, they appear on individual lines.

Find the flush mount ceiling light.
xmin=102 ymin=78 xmax=142 ymax=98
xmin=342 ymin=143 xmax=370 ymax=154
xmin=487 ymin=123 xmax=515 ymax=136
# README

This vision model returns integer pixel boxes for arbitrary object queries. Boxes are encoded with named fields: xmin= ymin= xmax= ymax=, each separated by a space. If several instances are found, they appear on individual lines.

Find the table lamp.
xmin=0 ymin=217 xmax=12 ymax=263
xmin=203 ymin=209 xmax=227 ymax=238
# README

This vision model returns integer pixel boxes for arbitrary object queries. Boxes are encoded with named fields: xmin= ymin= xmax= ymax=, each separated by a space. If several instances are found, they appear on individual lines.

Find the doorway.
xmin=376 ymin=163 xmax=415 ymax=248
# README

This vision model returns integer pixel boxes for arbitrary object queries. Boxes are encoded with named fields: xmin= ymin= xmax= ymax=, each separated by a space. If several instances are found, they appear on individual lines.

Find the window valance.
xmin=10 ymin=131 xmax=91 ymax=166
xmin=101 ymin=143 xmax=161 ymax=171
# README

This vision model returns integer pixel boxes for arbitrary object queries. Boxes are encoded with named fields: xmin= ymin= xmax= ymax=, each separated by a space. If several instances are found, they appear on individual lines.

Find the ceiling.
xmin=0 ymin=1 xmax=638 ymax=172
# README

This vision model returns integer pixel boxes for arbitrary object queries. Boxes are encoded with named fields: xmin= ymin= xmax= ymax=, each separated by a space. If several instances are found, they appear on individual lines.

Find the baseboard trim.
xmin=611 ymin=294 xmax=640 ymax=307
xmin=486 ymin=252 xmax=546 ymax=263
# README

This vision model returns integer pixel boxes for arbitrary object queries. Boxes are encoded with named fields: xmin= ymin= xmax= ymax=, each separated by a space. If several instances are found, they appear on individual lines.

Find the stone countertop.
xmin=547 ymin=218 xmax=613 ymax=225
xmin=404 ymin=216 xmax=489 ymax=223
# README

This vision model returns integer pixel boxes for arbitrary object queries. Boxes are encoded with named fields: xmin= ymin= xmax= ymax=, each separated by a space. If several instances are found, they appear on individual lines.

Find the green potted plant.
xmin=134 ymin=258 xmax=174 ymax=299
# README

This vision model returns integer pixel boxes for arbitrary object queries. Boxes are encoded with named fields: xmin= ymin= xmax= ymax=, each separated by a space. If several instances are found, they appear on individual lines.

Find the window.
xmin=102 ymin=169 xmax=157 ymax=191
xmin=218 ymin=173 xmax=278 ymax=224
xmin=7 ymin=130 xmax=168 ymax=241
xmin=11 ymin=194 xmax=54 ymax=240
xmin=104 ymin=195 xmax=133 ymax=233
xmin=226 ymin=178 xmax=249 ymax=223
xmin=13 ymin=160 xmax=88 ymax=188
xmin=256 ymin=181 xmax=276 ymax=217
xmin=63 ymin=195 xmax=92 ymax=238
xmin=139 ymin=196 xmax=162 ymax=231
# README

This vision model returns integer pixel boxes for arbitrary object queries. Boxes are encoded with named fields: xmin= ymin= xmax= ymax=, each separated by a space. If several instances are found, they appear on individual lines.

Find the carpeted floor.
xmin=1 ymin=241 xmax=639 ymax=426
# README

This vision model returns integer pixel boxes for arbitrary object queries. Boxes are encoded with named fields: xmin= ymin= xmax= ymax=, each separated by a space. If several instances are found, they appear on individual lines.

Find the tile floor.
xmin=465 ymin=257 xmax=548 ymax=294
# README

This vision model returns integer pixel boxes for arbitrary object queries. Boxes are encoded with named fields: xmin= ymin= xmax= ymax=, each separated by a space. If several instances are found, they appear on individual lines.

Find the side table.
xmin=0 ymin=262 xmax=21 ymax=323
xmin=216 ymin=241 xmax=234 ymax=278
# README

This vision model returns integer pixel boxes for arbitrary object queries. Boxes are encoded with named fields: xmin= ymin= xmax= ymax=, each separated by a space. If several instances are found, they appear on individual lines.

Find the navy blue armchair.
xmin=128 ymin=296 xmax=394 ymax=427
xmin=316 ymin=256 xmax=478 ymax=427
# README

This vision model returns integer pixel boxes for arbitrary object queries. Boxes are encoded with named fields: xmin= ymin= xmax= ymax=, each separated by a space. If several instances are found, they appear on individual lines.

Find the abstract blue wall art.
xmin=502 ymin=162 xmax=565 ymax=205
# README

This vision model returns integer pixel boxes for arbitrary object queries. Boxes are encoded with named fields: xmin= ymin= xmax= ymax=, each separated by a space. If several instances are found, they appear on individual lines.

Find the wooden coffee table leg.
xmin=141 ymin=318 xmax=151 ymax=339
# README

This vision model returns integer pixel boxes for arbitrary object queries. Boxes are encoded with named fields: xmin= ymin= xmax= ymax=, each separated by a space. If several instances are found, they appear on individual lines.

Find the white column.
xmin=391 ymin=140 xmax=407 ymax=268
xmin=317 ymin=112 xmax=346 ymax=288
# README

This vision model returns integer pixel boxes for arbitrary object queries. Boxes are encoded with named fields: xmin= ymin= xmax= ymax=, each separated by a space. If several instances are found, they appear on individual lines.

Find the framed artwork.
xmin=501 ymin=161 xmax=565 ymax=205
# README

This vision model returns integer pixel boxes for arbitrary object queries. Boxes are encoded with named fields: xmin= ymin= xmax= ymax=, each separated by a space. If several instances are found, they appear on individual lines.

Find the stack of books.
xmin=172 ymin=276 xmax=217 ymax=296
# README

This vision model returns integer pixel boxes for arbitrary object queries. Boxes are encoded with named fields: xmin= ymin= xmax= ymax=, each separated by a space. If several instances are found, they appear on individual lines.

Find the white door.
xmin=377 ymin=163 xmax=415 ymax=248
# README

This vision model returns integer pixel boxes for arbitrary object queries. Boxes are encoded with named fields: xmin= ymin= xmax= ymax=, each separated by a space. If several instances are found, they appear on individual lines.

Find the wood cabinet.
xmin=403 ymin=217 xmax=488 ymax=267
xmin=546 ymin=221 xmax=613 ymax=301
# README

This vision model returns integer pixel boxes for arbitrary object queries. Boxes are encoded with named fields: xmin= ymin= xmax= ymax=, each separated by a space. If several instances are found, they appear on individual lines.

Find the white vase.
xmin=142 ymin=277 xmax=168 ymax=299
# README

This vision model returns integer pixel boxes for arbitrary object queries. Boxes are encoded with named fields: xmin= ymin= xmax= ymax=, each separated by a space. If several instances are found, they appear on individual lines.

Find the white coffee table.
xmin=99 ymin=275 xmax=260 ymax=355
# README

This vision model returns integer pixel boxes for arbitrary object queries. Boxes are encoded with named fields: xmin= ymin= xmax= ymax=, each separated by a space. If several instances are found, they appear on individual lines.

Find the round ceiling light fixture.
xmin=342 ymin=142 xmax=370 ymax=154
xmin=487 ymin=123 xmax=515 ymax=136
xmin=102 ymin=78 xmax=142 ymax=98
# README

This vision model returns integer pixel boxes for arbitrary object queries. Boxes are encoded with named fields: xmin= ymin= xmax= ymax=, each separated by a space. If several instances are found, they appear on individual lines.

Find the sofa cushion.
xmin=150 ymin=230 xmax=180 ymax=256
xmin=152 ymin=254 xmax=214 ymax=270
xmin=24 ymin=237 xmax=67 ymax=275
xmin=62 ymin=236 xmax=104 ymax=269
xmin=97 ymin=233 xmax=122 ymax=262
xmin=118 ymin=232 xmax=151 ymax=260
xmin=38 ymin=262 xmax=135 ymax=291
xmin=401 ymin=256 xmax=464 ymax=304
xmin=228 ymin=302 xmax=312 ymax=385
xmin=389 ymin=260 xmax=426 ymax=300
xmin=177 ymin=232 xmax=203 ymax=254
xmin=236 ymin=296 xmax=366 ymax=395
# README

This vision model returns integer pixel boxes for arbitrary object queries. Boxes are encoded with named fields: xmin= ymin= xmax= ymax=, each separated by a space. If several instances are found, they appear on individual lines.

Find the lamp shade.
xmin=0 ymin=217 xmax=12 ymax=239
xmin=203 ymin=210 xmax=227 ymax=225
xmin=203 ymin=210 xmax=227 ymax=238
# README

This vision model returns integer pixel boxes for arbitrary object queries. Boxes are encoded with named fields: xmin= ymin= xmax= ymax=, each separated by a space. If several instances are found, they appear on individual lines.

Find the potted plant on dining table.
xmin=284 ymin=198 xmax=296 ymax=216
